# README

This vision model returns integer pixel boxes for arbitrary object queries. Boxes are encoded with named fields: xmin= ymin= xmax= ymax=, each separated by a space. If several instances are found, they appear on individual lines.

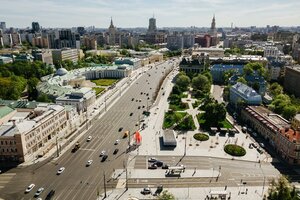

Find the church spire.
xmin=109 ymin=17 xmax=114 ymax=28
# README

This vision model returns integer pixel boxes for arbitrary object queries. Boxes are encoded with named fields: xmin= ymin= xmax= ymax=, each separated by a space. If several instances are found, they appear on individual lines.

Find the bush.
xmin=193 ymin=133 xmax=209 ymax=141
xmin=224 ymin=144 xmax=246 ymax=157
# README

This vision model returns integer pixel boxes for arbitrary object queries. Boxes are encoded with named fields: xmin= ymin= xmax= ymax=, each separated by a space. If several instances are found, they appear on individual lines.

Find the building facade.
xmin=52 ymin=48 xmax=79 ymax=65
xmin=284 ymin=65 xmax=300 ymax=98
xmin=230 ymin=82 xmax=262 ymax=107
xmin=0 ymin=104 xmax=67 ymax=162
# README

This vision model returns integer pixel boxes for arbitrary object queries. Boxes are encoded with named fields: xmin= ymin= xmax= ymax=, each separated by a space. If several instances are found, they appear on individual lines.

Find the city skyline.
xmin=1 ymin=0 xmax=300 ymax=28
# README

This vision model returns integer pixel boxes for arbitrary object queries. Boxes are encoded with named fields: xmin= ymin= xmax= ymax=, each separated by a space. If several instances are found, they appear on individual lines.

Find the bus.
xmin=165 ymin=165 xmax=185 ymax=177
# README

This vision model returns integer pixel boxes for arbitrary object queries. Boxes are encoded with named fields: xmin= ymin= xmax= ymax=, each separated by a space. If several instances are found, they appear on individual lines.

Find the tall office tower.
xmin=32 ymin=22 xmax=40 ymax=33
xmin=59 ymin=29 xmax=76 ymax=48
xmin=0 ymin=22 xmax=6 ymax=32
xmin=210 ymin=15 xmax=217 ymax=36
xmin=148 ymin=16 xmax=157 ymax=33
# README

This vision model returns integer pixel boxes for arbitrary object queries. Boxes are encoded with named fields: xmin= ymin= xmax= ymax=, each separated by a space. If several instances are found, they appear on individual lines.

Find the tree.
xmin=203 ymin=102 xmax=226 ymax=127
xmin=27 ymin=77 xmax=39 ymax=100
xmin=283 ymin=105 xmax=297 ymax=120
xmin=237 ymin=77 xmax=247 ymax=84
xmin=267 ymin=176 xmax=300 ymax=200
xmin=192 ymin=74 xmax=210 ymax=93
xmin=176 ymin=74 xmax=190 ymax=91
xmin=269 ymin=83 xmax=283 ymax=97
xmin=158 ymin=190 xmax=175 ymax=200
xmin=172 ymin=85 xmax=181 ymax=95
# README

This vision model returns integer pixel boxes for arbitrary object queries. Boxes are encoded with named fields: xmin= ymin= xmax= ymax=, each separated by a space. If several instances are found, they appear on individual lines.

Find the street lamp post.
xmin=103 ymin=171 xmax=107 ymax=198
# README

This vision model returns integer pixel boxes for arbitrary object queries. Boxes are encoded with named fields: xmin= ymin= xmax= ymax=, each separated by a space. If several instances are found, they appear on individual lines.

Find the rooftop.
xmin=0 ymin=106 xmax=15 ymax=119
xmin=231 ymin=82 xmax=260 ymax=98
xmin=279 ymin=128 xmax=300 ymax=143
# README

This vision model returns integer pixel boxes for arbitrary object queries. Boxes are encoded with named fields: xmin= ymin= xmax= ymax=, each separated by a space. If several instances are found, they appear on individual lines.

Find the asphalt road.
xmin=131 ymin=155 xmax=279 ymax=188
xmin=0 ymin=60 xmax=175 ymax=200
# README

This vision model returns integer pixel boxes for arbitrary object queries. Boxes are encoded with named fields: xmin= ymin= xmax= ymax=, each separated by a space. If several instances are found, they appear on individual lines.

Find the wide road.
xmin=0 ymin=60 xmax=176 ymax=200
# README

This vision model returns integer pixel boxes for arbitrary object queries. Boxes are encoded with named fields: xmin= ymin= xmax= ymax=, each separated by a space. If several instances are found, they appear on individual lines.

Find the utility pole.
xmin=128 ymin=131 xmax=131 ymax=147
xmin=103 ymin=172 xmax=107 ymax=198
xmin=125 ymin=167 xmax=128 ymax=191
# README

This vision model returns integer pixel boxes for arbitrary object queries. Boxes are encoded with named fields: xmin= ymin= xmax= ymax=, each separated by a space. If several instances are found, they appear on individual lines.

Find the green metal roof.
xmin=0 ymin=106 xmax=15 ymax=119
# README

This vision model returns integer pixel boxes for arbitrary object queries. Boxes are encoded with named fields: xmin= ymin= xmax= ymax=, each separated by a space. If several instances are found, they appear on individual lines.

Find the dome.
xmin=55 ymin=68 xmax=68 ymax=76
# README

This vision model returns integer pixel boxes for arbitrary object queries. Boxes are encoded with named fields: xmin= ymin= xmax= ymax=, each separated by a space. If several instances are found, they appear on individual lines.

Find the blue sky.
xmin=0 ymin=0 xmax=299 ymax=28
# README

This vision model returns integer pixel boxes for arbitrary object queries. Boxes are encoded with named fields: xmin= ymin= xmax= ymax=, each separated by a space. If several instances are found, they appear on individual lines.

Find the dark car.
xmin=131 ymin=98 xmax=134 ymax=101
xmin=138 ymin=106 xmax=141 ymax=109
xmin=45 ymin=190 xmax=55 ymax=200
xmin=101 ymin=155 xmax=108 ymax=162
xmin=129 ymin=113 xmax=133 ymax=116
xmin=154 ymin=185 xmax=163 ymax=195
xmin=154 ymin=161 xmax=163 ymax=167
xmin=162 ymin=164 xmax=169 ymax=169
xmin=118 ymin=127 xmax=123 ymax=132
xmin=113 ymin=149 xmax=119 ymax=155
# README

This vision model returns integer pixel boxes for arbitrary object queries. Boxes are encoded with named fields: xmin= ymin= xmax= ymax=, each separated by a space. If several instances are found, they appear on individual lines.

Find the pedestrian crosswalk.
xmin=0 ymin=173 xmax=16 ymax=189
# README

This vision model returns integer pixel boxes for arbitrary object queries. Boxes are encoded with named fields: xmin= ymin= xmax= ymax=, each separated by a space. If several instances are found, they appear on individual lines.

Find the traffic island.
xmin=224 ymin=144 xmax=246 ymax=157
xmin=193 ymin=133 xmax=209 ymax=141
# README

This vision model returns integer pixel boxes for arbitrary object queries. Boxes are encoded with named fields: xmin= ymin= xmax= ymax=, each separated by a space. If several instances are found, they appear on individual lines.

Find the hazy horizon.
xmin=1 ymin=0 xmax=300 ymax=28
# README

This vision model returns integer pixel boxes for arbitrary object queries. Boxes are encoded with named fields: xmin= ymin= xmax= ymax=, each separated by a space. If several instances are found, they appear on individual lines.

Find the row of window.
xmin=0 ymin=140 xmax=16 ymax=145
xmin=0 ymin=148 xmax=17 ymax=153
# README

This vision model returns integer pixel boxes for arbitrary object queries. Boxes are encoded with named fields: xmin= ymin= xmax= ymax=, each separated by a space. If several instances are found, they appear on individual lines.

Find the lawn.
xmin=93 ymin=87 xmax=105 ymax=95
xmin=220 ymin=119 xmax=234 ymax=129
xmin=169 ymin=102 xmax=189 ymax=111
xmin=197 ymin=113 xmax=233 ymax=129
xmin=163 ymin=111 xmax=187 ymax=129
xmin=91 ymin=79 xmax=119 ymax=86
xmin=175 ymin=115 xmax=196 ymax=131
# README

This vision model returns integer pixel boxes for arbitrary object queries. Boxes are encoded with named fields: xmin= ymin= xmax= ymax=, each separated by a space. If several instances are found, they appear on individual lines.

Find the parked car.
xmin=141 ymin=187 xmax=151 ymax=195
xmin=100 ymin=150 xmax=106 ymax=157
xmin=34 ymin=187 xmax=44 ymax=197
xmin=118 ymin=127 xmax=123 ymax=132
xmin=257 ymin=148 xmax=263 ymax=154
xmin=154 ymin=161 xmax=163 ymax=167
xmin=154 ymin=185 xmax=163 ymax=195
xmin=252 ymin=143 xmax=258 ymax=148
xmin=25 ymin=183 xmax=35 ymax=193
xmin=129 ymin=112 xmax=133 ymax=116
xmin=249 ymin=143 xmax=253 ymax=149
xmin=259 ymin=143 xmax=265 ymax=148
xmin=148 ymin=157 xmax=157 ymax=162
xmin=148 ymin=164 xmax=157 ymax=169
xmin=114 ymin=139 xmax=120 ymax=145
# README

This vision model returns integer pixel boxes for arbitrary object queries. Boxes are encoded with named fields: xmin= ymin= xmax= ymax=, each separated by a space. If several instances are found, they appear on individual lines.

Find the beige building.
xmin=291 ymin=114 xmax=300 ymax=131
xmin=242 ymin=106 xmax=300 ymax=165
xmin=0 ymin=104 xmax=67 ymax=162
xmin=52 ymin=48 xmax=79 ymax=65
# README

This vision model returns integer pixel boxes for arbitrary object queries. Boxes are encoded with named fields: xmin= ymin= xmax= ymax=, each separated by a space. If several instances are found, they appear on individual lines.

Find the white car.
xmin=87 ymin=136 xmax=92 ymax=142
xmin=25 ymin=183 xmax=35 ymax=193
xmin=57 ymin=167 xmax=65 ymax=175
xmin=100 ymin=150 xmax=106 ymax=157
xmin=34 ymin=187 xmax=44 ymax=197
xmin=114 ymin=139 xmax=120 ymax=145
xmin=86 ymin=160 xmax=93 ymax=166
xmin=148 ymin=157 xmax=157 ymax=162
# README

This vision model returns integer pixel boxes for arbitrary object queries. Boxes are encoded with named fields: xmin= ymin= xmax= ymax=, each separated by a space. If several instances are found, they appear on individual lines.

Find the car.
xmin=86 ymin=160 xmax=93 ymax=166
xmin=146 ymin=93 xmax=149 ymax=96
xmin=252 ymin=132 xmax=258 ymax=137
xmin=139 ymin=99 xmax=142 ymax=102
xmin=142 ymin=105 xmax=145 ymax=108
xmin=252 ymin=143 xmax=258 ymax=148
xmin=259 ymin=143 xmax=265 ymax=148
xmin=162 ymin=164 xmax=169 ymax=169
xmin=148 ymin=164 xmax=157 ymax=169
xmin=118 ymin=127 xmax=123 ymax=132
xmin=140 ymin=92 xmax=143 ymax=95
xmin=113 ymin=149 xmax=119 ymax=155
xmin=87 ymin=136 xmax=92 ymax=142
xmin=129 ymin=112 xmax=133 ymax=116
xmin=131 ymin=98 xmax=134 ymax=101
xmin=148 ymin=157 xmax=157 ymax=162
xmin=154 ymin=161 xmax=163 ymax=167
xmin=154 ymin=185 xmax=163 ymax=195
xmin=138 ymin=106 xmax=141 ymax=109
xmin=57 ymin=167 xmax=65 ymax=175
xmin=34 ymin=187 xmax=44 ymax=197
xmin=100 ymin=150 xmax=106 ymax=157
xmin=114 ymin=139 xmax=120 ymax=145
xmin=101 ymin=155 xmax=108 ymax=162
xmin=147 ymin=97 xmax=150 ymax=100
xmin=242 ymin=126 xmax=247 ymax=133
xmin=249 ymin=143 xmax=253 ymax=149
xmin=25 ymin=183 xmax=35 ymax=193
xmin=141 ymin=187 xmax=151 ymax=195
xmin=45 ymin=189 xmax=55 ymax=200
xmin=257 ymin=148 xmax=263 ymax=154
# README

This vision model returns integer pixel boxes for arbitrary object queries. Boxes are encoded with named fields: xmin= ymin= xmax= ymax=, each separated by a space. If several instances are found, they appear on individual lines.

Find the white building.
xmin=56 ymin=88 xmax=96 ymax=112
xmin=114 ymin=57 xmax=141 ymax=70
xmin=264 ymin=46 xmax=279 ymax=58
xmin=0 ymin=104 xmax=67 ymax=162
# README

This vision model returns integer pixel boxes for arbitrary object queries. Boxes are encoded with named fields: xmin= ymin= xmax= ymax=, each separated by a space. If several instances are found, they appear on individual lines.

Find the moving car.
xmin=57 ymin=167 xmax=65 ymax=175
xmin=113 ymin=149 xmax=119 ymax=155
xmin=87 ymin=136 xmax=92 ymax=142
xmin=25 ymin=183 xmax=35 ymax=193
xmin=45 ymin=189 xmax=55 ymax=200
xmin=86 ymin=160 xmax=93 ymax=166
xmin=100 ymin=150 xmax=106 ymax=157
xmin=34 ymin=187 xmax=44 ymax=197
xmin=101 ymin=155 xmax=108 ymax=162
xmin=148 ymin=164 xmax=157 ymax=169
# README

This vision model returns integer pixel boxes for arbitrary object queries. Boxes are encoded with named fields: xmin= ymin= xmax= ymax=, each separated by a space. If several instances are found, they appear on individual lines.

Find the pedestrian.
xmin=246 ymin=188 xmax=248 ymax=194
xmin=225 ymin=185 xmax=227 ymax=190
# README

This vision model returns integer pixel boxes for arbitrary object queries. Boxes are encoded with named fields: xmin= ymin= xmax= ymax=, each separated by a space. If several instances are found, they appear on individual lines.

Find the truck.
xmin=71 ymin=142 xmax=80 ymax=153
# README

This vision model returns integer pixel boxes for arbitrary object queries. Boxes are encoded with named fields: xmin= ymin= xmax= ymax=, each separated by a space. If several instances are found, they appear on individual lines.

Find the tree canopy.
xmin=176 ymin=73 xmax=190 ymax=91
xmin=192 ymin=74 xmax=211 ymax=93
xmin=267 ymin=176 xmax=300 ymax=200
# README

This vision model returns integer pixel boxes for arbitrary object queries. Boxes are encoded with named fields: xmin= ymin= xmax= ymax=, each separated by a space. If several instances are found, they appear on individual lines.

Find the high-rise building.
xmin=148 ymin=16 xmax=157 ymax=33
xmin=210 ymin=15 xmax=217 ymax=36
xmin=58 ymin=29 xmax=76 ymax=48
xmin=32 ymin=22 xmax=40 ymax=33
xmin=107 ymin=18 xmax=118 ymax=46
xmin=0 ymin=22 xmax=6 ymax=32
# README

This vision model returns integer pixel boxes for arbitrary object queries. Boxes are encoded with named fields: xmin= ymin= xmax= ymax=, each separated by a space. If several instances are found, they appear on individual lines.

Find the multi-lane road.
xmin=0 ymin=60 xmax=175 ymax=200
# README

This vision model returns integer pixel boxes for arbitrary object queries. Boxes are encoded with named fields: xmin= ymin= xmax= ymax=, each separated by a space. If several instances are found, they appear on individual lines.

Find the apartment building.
xmin=52 ymin=48 xmax=78 ymax=65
